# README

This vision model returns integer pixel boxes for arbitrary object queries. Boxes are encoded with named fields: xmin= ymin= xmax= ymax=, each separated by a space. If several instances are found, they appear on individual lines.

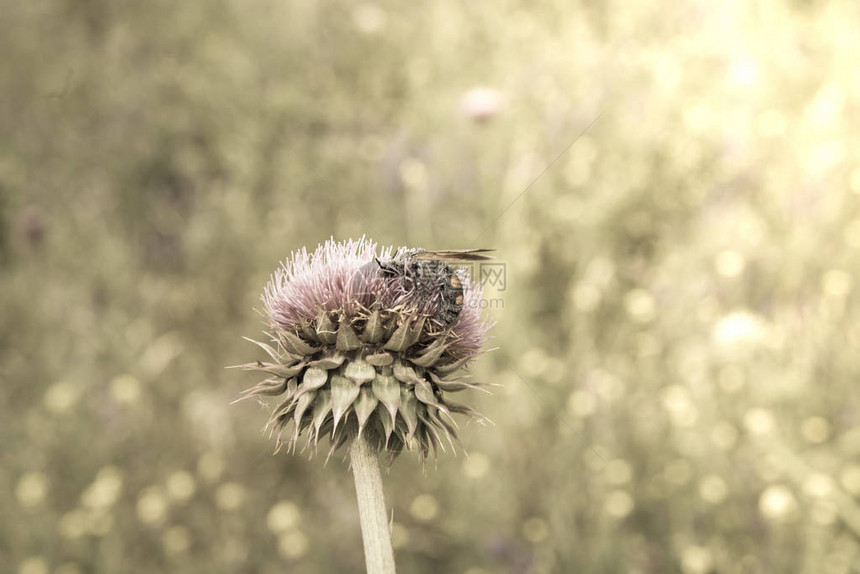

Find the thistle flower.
xmin=237 ymin=237 xmax=494 ymax=461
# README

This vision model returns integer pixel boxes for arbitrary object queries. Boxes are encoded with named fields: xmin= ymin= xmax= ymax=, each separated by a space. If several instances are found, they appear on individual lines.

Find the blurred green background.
xmin=4 ymin=0 xmax=860 ymax=573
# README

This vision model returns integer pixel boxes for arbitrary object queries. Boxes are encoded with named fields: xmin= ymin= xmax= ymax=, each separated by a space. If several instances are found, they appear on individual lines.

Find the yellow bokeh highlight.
xmin=278 ymin=530 xmax=309 ymax=560
xmin=351 ymin=3 xmax=387 ymax=35
xmin=166 ymin=471 xmax=197 ymax=503
xmin=58 ymin=510 xmax=88 ymax=540
xmin=681 ymin=545 xmax=714 ymax=574
xmin=136 ymin=487 xmax=168 ymax=526
xmin=266 ymin=501 xmax=301 ymax=533
xmin=699 ymin=475 xmax=729 ymax=504
xmin=624 ymin=289 xmax=656 ymax=323
xmin=215 ymin=482 xmax=246 ymax=511
xmin=109 ymin=374 xmax=142 ymax=405
xmin=163 ymin=526 xmax=192 ymax=555
xmin=744 ymin=408 xmax=776 ymax=437
xmin=410 ymin=494 xmax=439 ymax=522
xmin=604 ymin=490 xmax=634 ymax=519
xmin=606 ymin=459 xmax=632 ymax=485
xmin=43 ymin=381 xmax=78 ymax=414
xmin=713 ymin=311 xmax=766 ymax=351
xmin=759 ymin=485 xmax=798 ymax=523
xmin=715 ymin=250 xmax=746 ymax=278
xmin=18 ymin=557 xmax=48 ymax=574
xmin=81 ymin=466 xmax=123 ymax=511
xmin=568 ymin=390 xmax=597 ymax=418
xmin=803 ymin=473 xmax=835 ymax=499
xmin=16 ymin=472 xmax=49 ymax=508
xmin=462 ymin=453 xmax=490 ymax=479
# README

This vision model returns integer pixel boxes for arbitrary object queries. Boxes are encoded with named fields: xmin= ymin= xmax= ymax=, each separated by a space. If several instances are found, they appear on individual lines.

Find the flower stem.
xmin=349 ymin=435 xmax=397 ymax=574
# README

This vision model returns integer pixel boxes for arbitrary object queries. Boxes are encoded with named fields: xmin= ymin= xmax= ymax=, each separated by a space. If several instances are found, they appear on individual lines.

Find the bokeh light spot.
xmin=713 ymin=311 xmax=766 ymax=351
xmin=278 ymin=530 xmax=309 ymax=559
xmin=399 ymin=158 xmax=428 ymax=191
xmin=163 ymin=526 xmax=191 ymax=555
xmin=18 ymin=557 xmax=48 ymax=574
xmin=351 ymin=3 xmax=387 ymax=35
xmin=606 ymin=459 xmax=632 ymax=485
xmin=166 ymin=471 xmax=196 ymax=503
xmin=624 ymin=289 xmax=656 ymax=323
xmin=58 ymin=510 xmax=87 ymax=540
xmin=715 ymin=250 xmax=746 ymax=277
xmin=567 ymin=390 xmax=597 ymax=418
xmin=81 ymin=467 xmax=123 ymax=510
xmin=44 ymin=381 xmax=78 ymax=414
xmin=758 ymin=485 xmax=798 ymax=522
xmin=266 ymin=501 xmax=301 ymax=533
xmin=699 ymin=475 xmax=728 ymax=504
xmin=215 ymin=483 xmax=246 ymax=511
xmin=571 ymin=283 xmax=601 ymax=313
xmin=16 ymin=472 xmax=49 ymax=508
xmin=462 ymin=453 xmax=490 ymax=479
xmin=744 ymin=408 xmax=776 ymax=437
xmin=109 ymin=374 xmax=142 ymax=405
xmin=681 ymin=545 xmax=714 ymax=574
xmin=137 ymin=487 xmax=168 ymax=526
xmin=410 ymin=494 xmax=439 ymax=522
xmin=804 ymin=473 xmax=835 ymax=498
xmin=839 ymin=464 xmax=860 ymax=495
xmin=604 ymin=490 xmax=634 ymax=519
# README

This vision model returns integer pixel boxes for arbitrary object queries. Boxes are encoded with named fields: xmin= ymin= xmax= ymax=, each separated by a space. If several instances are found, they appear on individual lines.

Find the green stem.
xmin=349 ymin=435 xmax=397 ymax=574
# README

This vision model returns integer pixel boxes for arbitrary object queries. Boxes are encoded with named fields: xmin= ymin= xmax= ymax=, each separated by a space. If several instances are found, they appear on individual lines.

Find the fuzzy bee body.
xmin=370 ymin=248 xmax=493 ymax=326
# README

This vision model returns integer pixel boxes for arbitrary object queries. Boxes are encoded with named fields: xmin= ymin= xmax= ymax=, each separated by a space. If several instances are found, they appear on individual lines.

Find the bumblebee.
xmin=383 ymin=248 xmax=494 ymax=325
xmin=358 ymin=248 xmax=494 ymax=326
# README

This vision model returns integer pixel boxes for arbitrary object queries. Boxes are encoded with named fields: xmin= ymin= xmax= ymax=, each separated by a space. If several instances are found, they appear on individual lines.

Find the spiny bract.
xmin=235 ymin=237 xmax=494 ymax=462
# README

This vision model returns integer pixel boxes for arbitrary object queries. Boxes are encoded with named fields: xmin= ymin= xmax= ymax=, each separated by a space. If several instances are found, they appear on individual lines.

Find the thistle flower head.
xmin=237 ymin=237 xmax=494 ymax=461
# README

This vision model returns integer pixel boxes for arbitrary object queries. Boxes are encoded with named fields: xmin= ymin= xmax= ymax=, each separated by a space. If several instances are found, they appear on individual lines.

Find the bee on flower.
xmin=235 ymin=237 xmax=495 ymax=462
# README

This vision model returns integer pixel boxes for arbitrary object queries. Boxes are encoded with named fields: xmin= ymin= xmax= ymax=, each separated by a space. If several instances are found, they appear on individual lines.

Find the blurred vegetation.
xmin=4 ymin=0 xmax=860 ymax=573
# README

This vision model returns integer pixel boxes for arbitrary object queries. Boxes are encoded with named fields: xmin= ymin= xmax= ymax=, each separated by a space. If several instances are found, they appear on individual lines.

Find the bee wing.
xmin=412 ymin=249 xmax=495 ymax=262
